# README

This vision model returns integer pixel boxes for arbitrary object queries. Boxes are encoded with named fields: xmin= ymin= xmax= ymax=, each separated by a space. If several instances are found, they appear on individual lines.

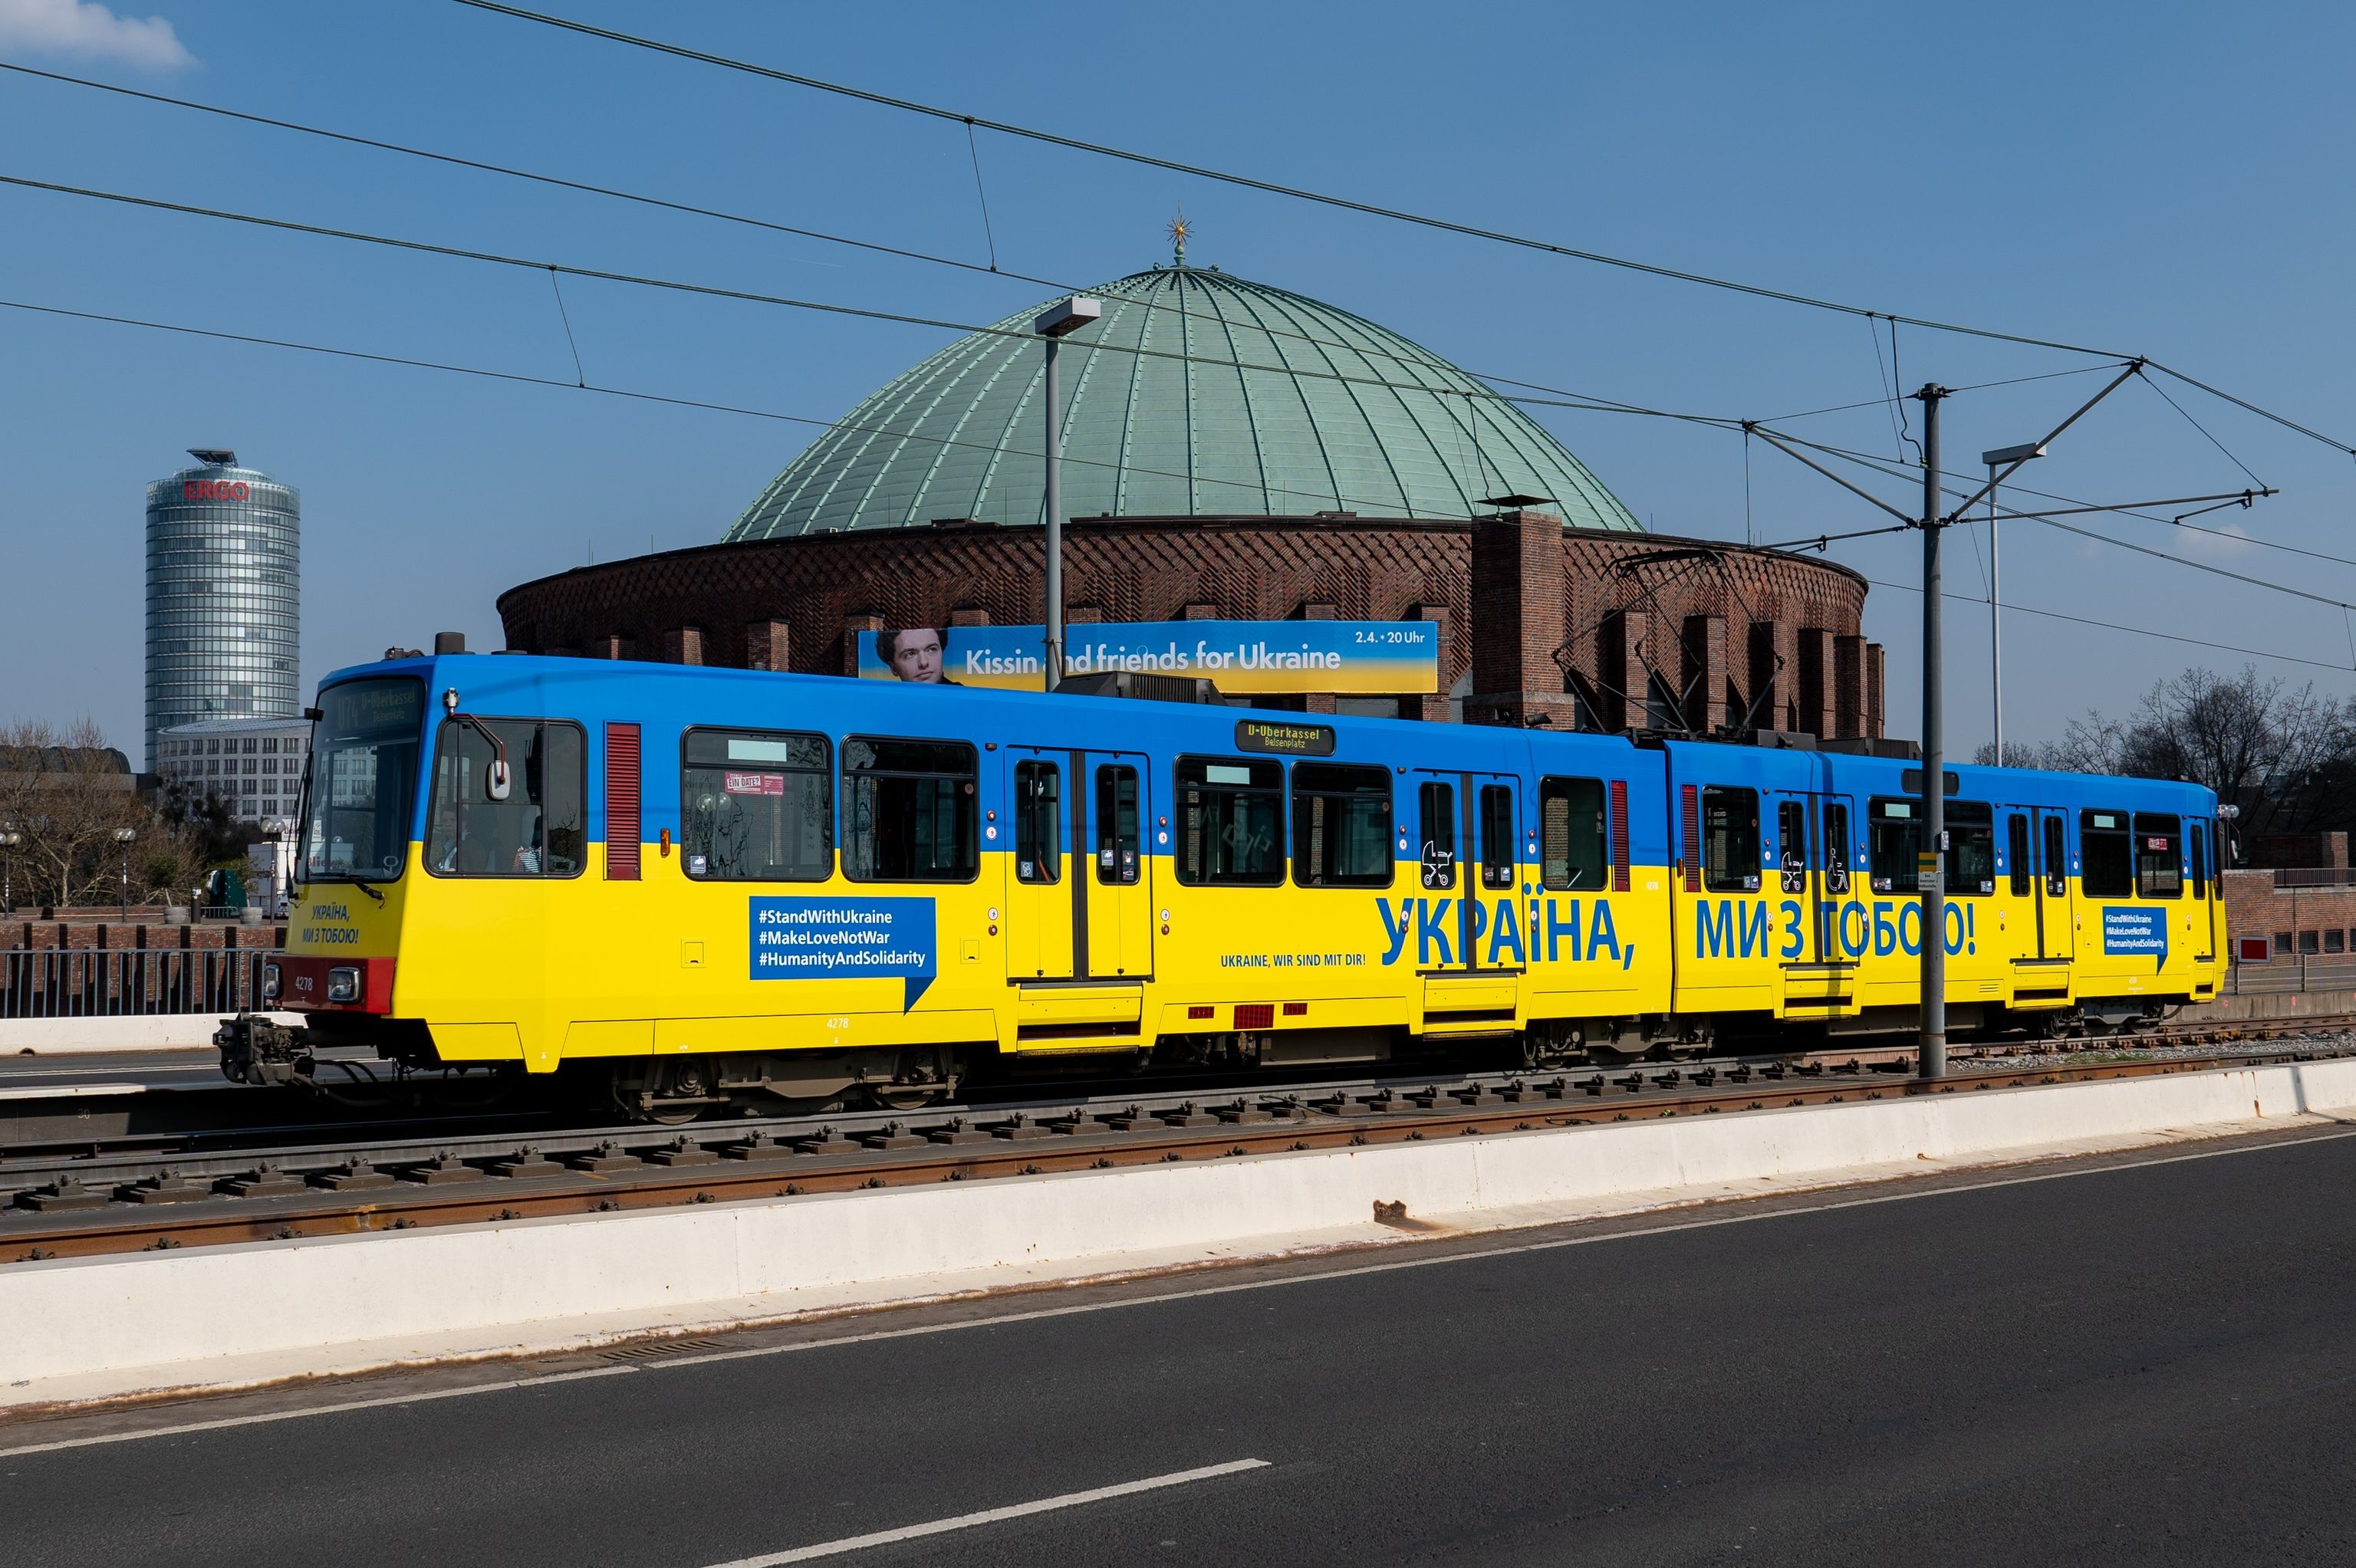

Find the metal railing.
xmin=2270 ymin=867 xmax=2356 ymax=888
xmin=2223 ymin=955 xmax=2356 ymax=996
xmin=0 ymin=948 xmax=269 ymax=1020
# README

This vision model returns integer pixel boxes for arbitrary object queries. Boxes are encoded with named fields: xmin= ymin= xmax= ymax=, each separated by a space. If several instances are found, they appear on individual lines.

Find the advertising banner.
xmin=856 ymin=620 xmax=1439 ymax=694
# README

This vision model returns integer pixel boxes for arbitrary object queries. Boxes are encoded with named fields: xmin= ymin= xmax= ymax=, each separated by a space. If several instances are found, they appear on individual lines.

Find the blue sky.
xmin=4 ymin=0 xmax=2353 ymax=754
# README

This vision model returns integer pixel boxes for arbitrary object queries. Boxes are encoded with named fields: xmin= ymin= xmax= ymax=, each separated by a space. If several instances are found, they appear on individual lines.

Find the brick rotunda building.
xmin=498 ymin=258 xmax=1886 ymax=741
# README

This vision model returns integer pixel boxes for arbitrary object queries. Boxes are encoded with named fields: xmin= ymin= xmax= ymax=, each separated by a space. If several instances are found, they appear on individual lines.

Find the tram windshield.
xmin=298 ymin=678 xmax=424 ymax=883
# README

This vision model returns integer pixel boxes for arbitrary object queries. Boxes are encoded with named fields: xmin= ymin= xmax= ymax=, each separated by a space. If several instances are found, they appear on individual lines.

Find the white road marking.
xmin=697 ymin=1459 xmax=1270 ymax=1566
xmin=5 ymin=1122 xmax=2348 ymax=1459
xmin=0 ymin=1365 xmax=633 ymax=1458
xmin=0 ymin=1083 xmax=150 ymax=1100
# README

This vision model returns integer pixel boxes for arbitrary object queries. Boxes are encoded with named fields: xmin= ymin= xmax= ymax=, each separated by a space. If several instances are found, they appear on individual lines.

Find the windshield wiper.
xmin=350 ymin=879 xmax=386 ymax=905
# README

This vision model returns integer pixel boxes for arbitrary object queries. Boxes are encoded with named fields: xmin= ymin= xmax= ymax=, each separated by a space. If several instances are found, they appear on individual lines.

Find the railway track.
xmin=7 ymin=1023 xmax=2352 ymax=1265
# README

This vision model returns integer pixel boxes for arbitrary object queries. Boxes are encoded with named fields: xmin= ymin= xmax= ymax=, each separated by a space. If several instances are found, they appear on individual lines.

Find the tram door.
xmin=1004 ymin=748 xmax=1155 ymax=983
xmin=1770 ymin=792 xmax=1850 ymax=1011
xmin=1411 ymin=772 xmax=1525 ymax=978
xmin=1084 ymin=757 xmax=1153 ymax=978
xmin=2033 ymin=809 xmax=2075 ymax=965
xmin=2190 ymin=820 xmax=2217 ymax=963
xmin=1005 ymin=750 xmax=1073 ymax=981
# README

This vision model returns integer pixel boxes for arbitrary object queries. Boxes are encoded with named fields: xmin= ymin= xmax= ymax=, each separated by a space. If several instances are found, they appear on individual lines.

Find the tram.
xmin=220 ymin=651 xmax=2226 ymax=1119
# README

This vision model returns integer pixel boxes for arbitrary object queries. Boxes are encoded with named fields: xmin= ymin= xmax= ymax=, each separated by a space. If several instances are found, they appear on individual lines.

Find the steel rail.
xmin=6 ymin=1036 xmax=2351 ymax=1264
xmin=0 ymin=1013 xmax=2340 ymax=1195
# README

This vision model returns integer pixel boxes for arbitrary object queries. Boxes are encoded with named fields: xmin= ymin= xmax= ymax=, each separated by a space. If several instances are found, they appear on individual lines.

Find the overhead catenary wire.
xmin=58 ymin=132 xmax=2310 ymax=612
xmin=443 ymin=4 xmax=2138 ymax=364
xmin=2026 ymin=511 xmax=2356 ymax=614
xmin=962 ymin=119 xmax=998 ymax=272
xmin=21 ymin=284 xmax=2338 ymax=677
xmin=14 ymin=58 xmax=2338 ymax=498
xmin=0 ymin=169 xmax=1764 ymax=436
xmin=0 ymin=62 xmax=1706 ymax=423
xmin=0 ymin=295 xmax=1505 ymax=521
xmin=2138 ymin=367 xmax=2268 ymax=488
xmin=1752 ymin=426 xmax=2340 ymax=567
xmin=15 ymin=71 xmax=2344 ymax=625
xmin=545 ymin=265 xmax=584 ymax=386
xmin=438 ymin=2 xmax=2356 ymax=462
xmin=1864 ymin=576 xmax=2356 ymax=675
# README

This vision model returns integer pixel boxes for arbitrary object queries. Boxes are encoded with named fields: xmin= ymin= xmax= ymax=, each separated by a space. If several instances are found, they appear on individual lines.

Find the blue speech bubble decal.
xmin=750 ymin=897 xmax=939 ymax=1009
xmin=2101 ymin=906 xmax=2167 ymax=968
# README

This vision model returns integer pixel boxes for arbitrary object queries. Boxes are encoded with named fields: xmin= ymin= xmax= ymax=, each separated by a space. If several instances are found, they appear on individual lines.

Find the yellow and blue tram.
xmin=223 ymin=652 xmax=2226 ymax=1117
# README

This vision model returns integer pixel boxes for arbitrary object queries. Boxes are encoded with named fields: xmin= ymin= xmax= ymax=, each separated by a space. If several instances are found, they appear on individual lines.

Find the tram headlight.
xmin=327 ymin=966 xmax=360 ymax=1003
xmin=261 ymin=962 xmax=281 ymax=1001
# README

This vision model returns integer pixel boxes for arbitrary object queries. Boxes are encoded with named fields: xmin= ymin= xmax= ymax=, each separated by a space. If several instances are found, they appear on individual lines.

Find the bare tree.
xmin=2116 ymin=667 xmax=2351 ymax=833
xmin=0 ymin=718 xmax=211 ymax=909
xmin=1982 ymin=666 xmax=2356 ymax=848
xmin=1973 ymin=712 xmax=2127 ymax=774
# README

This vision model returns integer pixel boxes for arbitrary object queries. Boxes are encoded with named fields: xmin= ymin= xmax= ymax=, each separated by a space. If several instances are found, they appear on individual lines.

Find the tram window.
xmin=1094 ymin=765 xmax=1140 ymax=886
xmin=1868 ymin=797 xmax=1921 ymax=895
xmin=2044 ymin=815 xmax=2068 ymax=898
xmin=1946 ymin=801 xmax=1996 ymax=896
xmin=2134 ymin=813 xmax=2182 ymax=898
xmin=2008 ymin=814 xmax=2032 ymax=896
xmin=1292 ymin=764 xmax=1393 ymax=889
xmin=2081 ymin=810 xmax=2132 ymax=897
xmin=427 ymin=718 xmax=585 ymax=879
xmin=1175 ymin=756 xmax=1285 ymax=887
xmin=2190 ymin=824 xmax=2208 ymax=900
xmin=1775 ymin=800 xmax=1806 ymax=890
xmin=1013 ymin=761 xmax=1061 ymax=885
xmin=1540 ymin=777 xmax=1607 ymax=891
xmin=1701 ymin=787 xmax=1761 ymax=893
xmin=1822 ymin=802 xmax=1851 ymax=896
xmin=841 ymin=737 xmax=978 ymax=883
xmin=1418 ymin=781 xmax=1456 ymax=890
xmin=679 ymin=728 xmax=831 ymax=881
xmin=1479 ymin=785 xmax=1517 ymax=889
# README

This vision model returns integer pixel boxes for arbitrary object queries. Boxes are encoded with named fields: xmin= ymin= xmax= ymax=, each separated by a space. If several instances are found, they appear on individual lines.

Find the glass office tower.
xmin=143 ymin=449 xmax=301 ymax=772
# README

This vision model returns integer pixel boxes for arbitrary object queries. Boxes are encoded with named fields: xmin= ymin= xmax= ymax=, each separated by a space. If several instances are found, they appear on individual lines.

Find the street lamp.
xmin=1980 ymin=440 xmax=2045 ymax=764
xmin=1034 ymin=294 xmax=1101 ymax=691
xmin=113 ymin=826 xmax=136 ymax=921
xmin=0 ymin=826 xmax=19 ymax=915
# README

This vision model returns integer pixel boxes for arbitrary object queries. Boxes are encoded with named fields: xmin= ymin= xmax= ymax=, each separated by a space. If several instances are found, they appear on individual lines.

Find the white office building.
xmin=156 ymin=716 xmax=311 ymax=825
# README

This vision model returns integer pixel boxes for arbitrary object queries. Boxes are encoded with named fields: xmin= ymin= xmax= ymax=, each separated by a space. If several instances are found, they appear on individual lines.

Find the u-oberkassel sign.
xmin=856 ymin=620 xmax=1440 ymax=695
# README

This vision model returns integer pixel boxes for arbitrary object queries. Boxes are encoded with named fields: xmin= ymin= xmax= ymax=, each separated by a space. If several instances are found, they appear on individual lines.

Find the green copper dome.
xmin=726 ymin=265 xmax=1642 ymax=538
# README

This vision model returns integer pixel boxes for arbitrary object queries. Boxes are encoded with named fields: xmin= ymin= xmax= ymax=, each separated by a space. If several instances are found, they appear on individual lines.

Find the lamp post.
xmin=1979 ymin=440 xmax=2045 ymax=764
xmin=1033 ymin=295 xmax=1101 ymax=691
xmin=0 ymin=827 xmax=19 ymax=915
xmin=112 ymin=826 xmax=136 ymax=921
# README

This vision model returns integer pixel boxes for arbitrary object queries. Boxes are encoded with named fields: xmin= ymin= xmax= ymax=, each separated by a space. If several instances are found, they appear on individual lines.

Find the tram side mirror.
xmin=486 ymin=758 xmax=512 ymax=802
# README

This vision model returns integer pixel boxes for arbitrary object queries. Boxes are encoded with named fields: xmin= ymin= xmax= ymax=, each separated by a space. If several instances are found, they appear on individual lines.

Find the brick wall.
xmin=498 ymin=513 xmax=1881 ymax=738
xmin=2222 ymin=869 xmax=2356 ymax=957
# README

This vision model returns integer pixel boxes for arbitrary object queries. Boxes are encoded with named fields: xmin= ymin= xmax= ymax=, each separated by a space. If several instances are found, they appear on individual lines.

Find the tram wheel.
xmin=867 ymin=1080 xmax=955 ymax=1112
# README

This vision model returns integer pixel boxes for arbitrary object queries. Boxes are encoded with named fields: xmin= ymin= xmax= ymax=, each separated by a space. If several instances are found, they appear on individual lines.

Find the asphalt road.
xmin=8 ymin=1123 xmax=2356 ymax=1567
xmin=0 ymin=1048 xmax=225 ymax=1091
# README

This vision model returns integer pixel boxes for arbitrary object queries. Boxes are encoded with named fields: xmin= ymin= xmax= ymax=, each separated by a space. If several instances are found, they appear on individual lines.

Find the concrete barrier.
xmin=7 ymin=1058 xmax=2354 ymax=1409
xmin=0 ymin=1014 xmax=294 ymax=1056
xmin=2179 ymin=987 xmax=2356 ymax=1025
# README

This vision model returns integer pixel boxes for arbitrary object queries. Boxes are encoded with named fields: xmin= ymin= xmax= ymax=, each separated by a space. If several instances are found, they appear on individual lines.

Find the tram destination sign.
xmin=854 ymin=619 xmax=1439 ymax=695
xmin=1235 ymin=719 xmax=1336 ymax=757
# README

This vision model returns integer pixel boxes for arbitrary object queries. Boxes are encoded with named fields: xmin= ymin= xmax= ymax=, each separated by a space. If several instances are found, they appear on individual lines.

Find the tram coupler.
xmin=216 ymin=1013 xmax=315 ymax=1087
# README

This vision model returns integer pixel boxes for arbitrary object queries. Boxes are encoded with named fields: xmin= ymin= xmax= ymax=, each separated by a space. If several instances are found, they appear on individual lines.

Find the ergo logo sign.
xmin=182 ymin=479 xmax=251 ymax=501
